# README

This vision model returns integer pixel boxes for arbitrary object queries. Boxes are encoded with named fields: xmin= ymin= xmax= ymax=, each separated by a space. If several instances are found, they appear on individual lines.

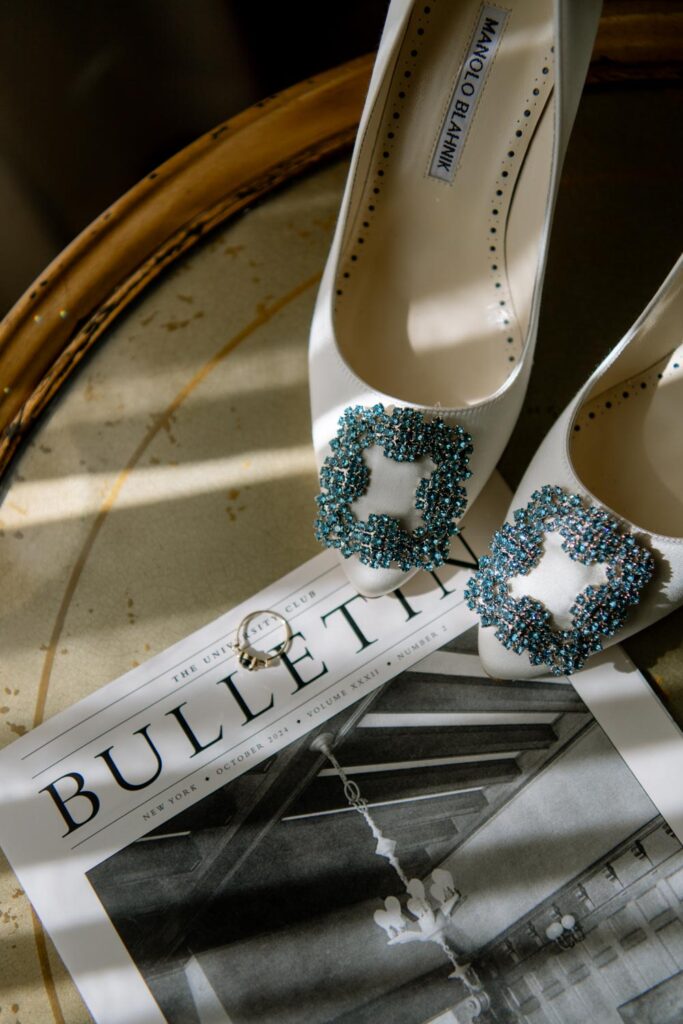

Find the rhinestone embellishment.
xmin=315 ymin=403 xmax=473 ymax=572
xmin=464 ymin=485 xmax=655 ymax=676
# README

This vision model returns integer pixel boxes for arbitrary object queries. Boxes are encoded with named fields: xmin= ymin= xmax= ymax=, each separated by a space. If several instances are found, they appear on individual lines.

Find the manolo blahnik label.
xmin=429 ymin=4 xmax=509 ymax=183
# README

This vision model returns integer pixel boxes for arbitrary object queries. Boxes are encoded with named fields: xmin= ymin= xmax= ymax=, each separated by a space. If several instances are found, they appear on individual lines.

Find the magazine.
xmin=1 ymin=476 xmax=682 ymax=1024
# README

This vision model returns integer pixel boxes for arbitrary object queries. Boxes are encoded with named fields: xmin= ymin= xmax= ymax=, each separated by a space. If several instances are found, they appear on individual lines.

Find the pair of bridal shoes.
xmin=308 ymin=0 xmax=683 ymax=678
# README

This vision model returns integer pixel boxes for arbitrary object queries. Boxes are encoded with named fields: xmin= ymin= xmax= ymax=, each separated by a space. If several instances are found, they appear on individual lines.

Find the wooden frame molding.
xmin=0 ymin=55 xmax=371 ymax=477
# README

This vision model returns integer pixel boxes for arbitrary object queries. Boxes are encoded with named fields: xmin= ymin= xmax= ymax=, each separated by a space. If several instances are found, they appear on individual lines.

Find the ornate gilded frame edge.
xmin=0 ymin=55 xmax=373 ymax=478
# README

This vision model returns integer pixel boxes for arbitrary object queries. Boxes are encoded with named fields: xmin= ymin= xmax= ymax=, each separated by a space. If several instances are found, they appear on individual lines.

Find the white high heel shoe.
xmin=469 ymin=256 xmax=683 ymax=678
xmin=309 ymin=0 xmax=602 ymax=597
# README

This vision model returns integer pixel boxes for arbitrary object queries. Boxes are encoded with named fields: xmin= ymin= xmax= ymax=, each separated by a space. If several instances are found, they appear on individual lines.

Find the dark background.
xmin=0 ymin=0 xmax=388 ymax=317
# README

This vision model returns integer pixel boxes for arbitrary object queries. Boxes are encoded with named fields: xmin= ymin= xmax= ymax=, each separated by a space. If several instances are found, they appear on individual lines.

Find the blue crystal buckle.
xmin=464 ymin=485 xmax=655 ymax=676
xmin=315 ymin=403 xmax=473 ymax=572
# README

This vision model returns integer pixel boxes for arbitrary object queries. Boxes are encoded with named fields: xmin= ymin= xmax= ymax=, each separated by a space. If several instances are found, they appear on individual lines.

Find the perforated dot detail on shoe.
xmin=333 ymin=2 xmax=433 ymax=305
xmin=571 ymin=344 xmax=683 ymax=431
xmin=331 ymin=4 xmax=557 ymax=412
xmin=487 ymin=51 xmax=554 ymax=369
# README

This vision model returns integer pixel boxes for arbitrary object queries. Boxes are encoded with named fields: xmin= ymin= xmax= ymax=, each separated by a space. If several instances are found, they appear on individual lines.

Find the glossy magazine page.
xmin=89 ymin=638 xmax=683 ymax=1024
xmin=1 ymin=475 xmax=682 ymax=1024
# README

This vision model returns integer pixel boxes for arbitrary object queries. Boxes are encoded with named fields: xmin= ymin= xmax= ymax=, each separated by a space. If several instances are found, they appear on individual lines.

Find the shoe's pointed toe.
xmin=478 ymin=624 xmax=548 ymax=680
xmin=336 ymin=554 xmax=418 ymax=599
xmin=465 ymin=468 xmax=665 ymax=676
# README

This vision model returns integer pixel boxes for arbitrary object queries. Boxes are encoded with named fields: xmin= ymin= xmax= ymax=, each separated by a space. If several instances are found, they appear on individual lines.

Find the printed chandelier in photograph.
xmin=311 ymin=733 xmax=480 ymax=989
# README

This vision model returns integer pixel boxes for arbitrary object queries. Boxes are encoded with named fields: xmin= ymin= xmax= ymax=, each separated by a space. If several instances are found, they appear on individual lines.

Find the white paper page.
xmin=1 ymin=471 xmax=682 ymax=1024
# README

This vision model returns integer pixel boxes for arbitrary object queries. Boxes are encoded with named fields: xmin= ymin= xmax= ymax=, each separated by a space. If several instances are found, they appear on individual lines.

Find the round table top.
xmin=1 ymin=52 xmax=683 ymax=1024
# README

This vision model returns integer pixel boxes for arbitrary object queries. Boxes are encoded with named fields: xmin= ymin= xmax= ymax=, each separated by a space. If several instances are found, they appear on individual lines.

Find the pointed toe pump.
xmin=468 ymin=257 xmax=683 ymax=679
xmin=310 ymin=0 xmax=602 ymax=597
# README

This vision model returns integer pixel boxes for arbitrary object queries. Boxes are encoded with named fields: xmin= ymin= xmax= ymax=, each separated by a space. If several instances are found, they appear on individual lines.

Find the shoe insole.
xmin=334 ymin=0 xmax=555 ymax=408
xmin=571 ymin=344 xmax=683 ymax=538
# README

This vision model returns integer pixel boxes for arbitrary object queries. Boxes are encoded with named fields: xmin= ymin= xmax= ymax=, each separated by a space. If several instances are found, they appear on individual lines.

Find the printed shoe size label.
xmin=429 ymin=4 xmax=509 ymax=183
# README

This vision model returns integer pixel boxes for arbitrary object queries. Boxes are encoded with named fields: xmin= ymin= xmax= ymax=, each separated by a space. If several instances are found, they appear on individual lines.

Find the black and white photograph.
xmin=88 ymin=629 xmax=683 ymax=1024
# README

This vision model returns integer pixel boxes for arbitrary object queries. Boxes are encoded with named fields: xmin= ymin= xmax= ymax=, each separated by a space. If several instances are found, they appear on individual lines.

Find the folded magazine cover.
xmin=1 ymin=478 xmax=682 ymax=1024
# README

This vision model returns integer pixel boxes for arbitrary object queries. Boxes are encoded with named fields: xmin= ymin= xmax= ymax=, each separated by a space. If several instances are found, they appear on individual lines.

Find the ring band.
xmin=231 ymin=610 xmax=292 ymax=670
